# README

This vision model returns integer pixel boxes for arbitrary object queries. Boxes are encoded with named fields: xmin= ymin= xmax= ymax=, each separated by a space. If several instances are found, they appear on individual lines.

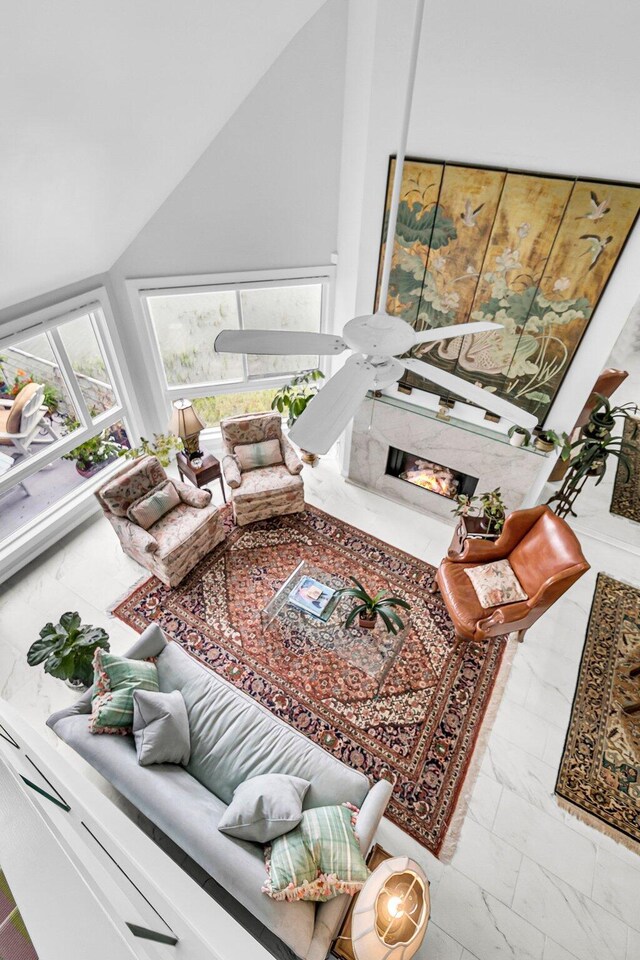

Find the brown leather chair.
xmin=434 ymin=505 xmax=590 ymax=644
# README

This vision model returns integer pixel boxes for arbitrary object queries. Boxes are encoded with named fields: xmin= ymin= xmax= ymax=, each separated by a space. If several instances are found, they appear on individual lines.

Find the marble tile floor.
xmin=1 ymin=454 xmax=639 ymax=960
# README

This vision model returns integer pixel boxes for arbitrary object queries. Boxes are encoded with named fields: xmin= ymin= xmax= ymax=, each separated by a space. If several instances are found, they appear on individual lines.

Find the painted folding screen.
xmin=375 ymin=159 xmax=640 ymax=424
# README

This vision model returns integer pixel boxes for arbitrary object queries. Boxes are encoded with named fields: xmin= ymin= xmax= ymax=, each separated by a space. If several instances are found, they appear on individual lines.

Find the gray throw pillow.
xmin=218 ymin=774 xmax=310 ymax=843
xmin=132 ymin=689 xmax=191 ymax=766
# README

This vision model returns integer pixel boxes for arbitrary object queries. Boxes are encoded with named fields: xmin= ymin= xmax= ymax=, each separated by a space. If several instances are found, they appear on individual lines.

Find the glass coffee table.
xmin=261 ymin=561 xmax=408 ymax=694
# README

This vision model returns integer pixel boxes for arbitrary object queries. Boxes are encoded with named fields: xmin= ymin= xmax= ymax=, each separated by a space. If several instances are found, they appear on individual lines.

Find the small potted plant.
xmin=507 ymin=425 xmax=531 ymax=448
xmin=27 ymin=612 xmax=110 ymax=689
xmin=336 ymin=577 xmax=410 ymax=634
xmin=119 ymin=432 xmax=182 ymax=467
xmin=580 ymin=394 xmax=639 ymax=442
xmin=271 ymin=368 xmax=325 ymax=465
xmin=63 ymin=425 xmax=125 ymax=477
xmin=451 ymin=487 xmax=507 ymax=537
xmin=534 ymin=429 xmax=571 ymax=456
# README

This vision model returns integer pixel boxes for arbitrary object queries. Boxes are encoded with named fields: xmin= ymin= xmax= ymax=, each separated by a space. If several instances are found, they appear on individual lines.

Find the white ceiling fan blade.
xmin=413 ymin=321 xmax=503 ymax=345
xmin=289 ymin=355 xmax=378 ymax=455
xmin=214 ymin=329 xmax=347 ymax=356
xmin=404 ymin=357 xmax=538 ymax=429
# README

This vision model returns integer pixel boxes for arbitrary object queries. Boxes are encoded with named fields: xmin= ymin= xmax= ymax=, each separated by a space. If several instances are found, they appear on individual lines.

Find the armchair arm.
xmin=108 ymin=513 xmax=158 ymax=554
xmin=281 ymin=434 xmax=303 ymax=475
xmin=221 ymin=454 xmax=241 ymax=489
xmin=477 ymin=600 xmax=531 ymax=637
xmin=173 ymin=479 xmax=212 ymax=508
xmin=448 ymin=504 xmax=548 ymax=564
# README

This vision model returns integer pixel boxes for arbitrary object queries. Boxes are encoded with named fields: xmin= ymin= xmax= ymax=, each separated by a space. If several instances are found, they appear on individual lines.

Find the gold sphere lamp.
xmin=351 ymin=856 xmax=430 ymax=960
xmin=169 ymin=399 xmax=205 ymax=462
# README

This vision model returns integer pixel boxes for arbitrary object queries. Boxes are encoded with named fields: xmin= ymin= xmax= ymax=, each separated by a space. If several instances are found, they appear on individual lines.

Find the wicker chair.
xmin=220 ymin=412 xmax=305 ymax=526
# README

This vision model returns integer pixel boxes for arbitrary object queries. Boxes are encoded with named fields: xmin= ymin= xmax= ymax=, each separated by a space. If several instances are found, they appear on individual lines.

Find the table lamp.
xmin=351 ymin=856 xmax=430 ymax=960
xmin=169 ymin=399 xmax=205 ymax=463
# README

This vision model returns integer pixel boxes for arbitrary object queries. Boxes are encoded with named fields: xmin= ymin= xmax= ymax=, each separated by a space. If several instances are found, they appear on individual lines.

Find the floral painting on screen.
xmin=375 ymin=160 xmax=640 ymax=423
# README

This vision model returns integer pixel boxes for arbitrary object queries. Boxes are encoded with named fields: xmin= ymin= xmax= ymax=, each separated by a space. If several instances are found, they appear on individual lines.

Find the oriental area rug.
xmin=610 ymin=416 xmax=640 ymax=523
xmin=113 ymin=506 xmax=508 ymax=857
xmin=556 ymin=573 xmax=640 ymax=851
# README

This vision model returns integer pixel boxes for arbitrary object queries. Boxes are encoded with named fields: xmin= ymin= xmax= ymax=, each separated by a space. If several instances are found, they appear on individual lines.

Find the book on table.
xmin=287 ymin=575 xmax=339 ymax=622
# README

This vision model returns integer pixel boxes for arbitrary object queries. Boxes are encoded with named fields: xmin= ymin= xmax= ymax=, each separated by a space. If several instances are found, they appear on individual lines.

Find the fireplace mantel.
xmin=347 ymin=394 xmax=546 ymax=522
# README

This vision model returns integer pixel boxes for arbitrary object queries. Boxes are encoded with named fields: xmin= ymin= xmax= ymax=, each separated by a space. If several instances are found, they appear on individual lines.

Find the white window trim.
xmin=0 ymin=287 xmax=142 ymax=582
xmin=126 ymin=266 xmax=336 ymax=430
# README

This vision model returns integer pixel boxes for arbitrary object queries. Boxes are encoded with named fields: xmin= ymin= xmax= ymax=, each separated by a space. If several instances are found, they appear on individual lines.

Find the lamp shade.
xmin=351 ymin=857 xmax=430 ymax=960
xmin=169 ymin=399 xmax=205 ymax=439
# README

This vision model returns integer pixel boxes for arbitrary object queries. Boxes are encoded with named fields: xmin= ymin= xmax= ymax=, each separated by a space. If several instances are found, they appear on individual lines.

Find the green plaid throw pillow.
xmin=90 ymin=649 xmax=159 ymax=735
xmin=262 ymin=804 xmax=369 ymax=902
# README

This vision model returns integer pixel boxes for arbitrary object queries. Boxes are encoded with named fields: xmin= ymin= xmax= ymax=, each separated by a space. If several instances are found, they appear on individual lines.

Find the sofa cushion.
xmin=218 ymin=773 xmax=309 ymax=843
xmin=127 ymin=480 xmax=180 ymax=530
xmin=155 ymin=642 xmax=370 ymax=810
xmin=263 ymin=805 xmax=369 ymax=902
xmin=90 ymin=650 xmax=159 ymax=734
xmin=235 ymin=439 xmax=283 ymax=472
xmin=101 ymin=457 xmax=166 ymax=517
xmin=464 ymin=558 xmax=528 ymax=609
xmin=233 ymin=464 xmax=303 ymax=503
xmin=150 ymin=502 xmax=217 ymax=559
xmin=49 ymin=713 xmax=315 ymax=957
xmin=132 ymin=689 xmax=191 ymax=766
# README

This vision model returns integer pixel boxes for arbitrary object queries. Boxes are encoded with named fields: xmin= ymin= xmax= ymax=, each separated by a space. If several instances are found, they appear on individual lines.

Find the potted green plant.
xmin=336 ymin=577 xmax=410 ymax=634
xmin=63 ymin=425 xmax=125 ymax=478
xmin=534 ymin=429 xmax=571 ymax=457
xmin=580 ymin=394 xmax=639 ymax=442
xmin=118 ymin=432 xmax=182 ymax=467
xmin=451 ymin=487 xmax=507 ymax=536
xmin=507 ymin=425 xmax=531 ymax=448
xmin=271 ymin=368 xmax=325 ymax=465
xmin=27 ymin=612 xmax=110 ymax=689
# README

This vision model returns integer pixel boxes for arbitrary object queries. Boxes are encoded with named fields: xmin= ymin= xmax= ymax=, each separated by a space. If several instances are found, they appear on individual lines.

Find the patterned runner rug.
xmin=556 ymin=573 xmax=640 ymax=851
xmin=113 ymin=506 xmax=508 ymax=856
xmin=610 ymin=416 xmax=640 ymax=523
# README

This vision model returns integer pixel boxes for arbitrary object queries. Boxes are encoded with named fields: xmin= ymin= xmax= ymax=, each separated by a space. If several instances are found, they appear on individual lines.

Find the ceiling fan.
xmin=214 ymin=0 xmax=537 ymax=455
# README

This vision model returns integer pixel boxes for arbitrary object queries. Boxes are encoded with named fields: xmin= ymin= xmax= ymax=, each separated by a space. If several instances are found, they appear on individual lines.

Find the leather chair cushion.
xmin=437 ymin=560 xmax=498 ymax=641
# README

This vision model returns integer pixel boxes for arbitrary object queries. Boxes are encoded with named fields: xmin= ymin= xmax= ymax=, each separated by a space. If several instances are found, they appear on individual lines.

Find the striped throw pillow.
xmin=262 ymin=804 xmax=369 ymax=902
xmin=127 ymin=480 xmax=180 ymax=530
xmin=235 ymin=439 xmax=282 ymax=472
xmin=90 ymin=649 xmax=159 ymax=734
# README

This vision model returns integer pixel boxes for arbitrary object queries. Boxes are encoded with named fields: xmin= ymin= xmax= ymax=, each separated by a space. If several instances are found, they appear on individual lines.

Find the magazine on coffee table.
xmin=287 ymin=575 xmax=340 ymax=622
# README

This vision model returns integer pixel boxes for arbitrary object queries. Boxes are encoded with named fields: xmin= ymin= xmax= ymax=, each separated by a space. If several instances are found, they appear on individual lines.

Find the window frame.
xmin=0 ymin=287 xmax=141 ymax=499
xmin=127 ymin=267 xmax=335 ymax=425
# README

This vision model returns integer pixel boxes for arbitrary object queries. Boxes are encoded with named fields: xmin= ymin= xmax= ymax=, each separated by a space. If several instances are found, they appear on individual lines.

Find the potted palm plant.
xmin=271 ymin=368 xmax=325 ymax=465
xmin=336 ymin=577 xmax=410 ymax=634
xmin=27 ymin=612 xmax=110 ymax=689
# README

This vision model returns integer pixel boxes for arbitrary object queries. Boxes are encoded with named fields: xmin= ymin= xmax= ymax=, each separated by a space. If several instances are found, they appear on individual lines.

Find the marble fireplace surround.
xmin=347 ymin=395 xmax=546 ymax=522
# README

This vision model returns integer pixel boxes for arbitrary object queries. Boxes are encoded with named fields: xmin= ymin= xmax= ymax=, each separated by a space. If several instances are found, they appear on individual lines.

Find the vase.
xmin=301 ymin=450 xmax=319 ymax=467
xmin=509 ymin=432 xmax=526 ymax=447
xmin=534 ymin=437 xmax=555 ymax=453
xmin=65 ymin=678 xmax=88 ymax=691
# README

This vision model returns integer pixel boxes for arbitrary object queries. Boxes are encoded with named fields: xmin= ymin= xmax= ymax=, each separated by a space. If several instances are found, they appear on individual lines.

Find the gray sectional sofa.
xmin=47 ymin=624 xmax=393 ymax=960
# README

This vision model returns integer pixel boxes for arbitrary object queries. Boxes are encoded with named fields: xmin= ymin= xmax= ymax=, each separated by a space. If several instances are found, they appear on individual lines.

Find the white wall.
xmin=335 ymin=0 xmax=640 ymax=453
xmin=108 ymin=0 xmax=348 ymax=434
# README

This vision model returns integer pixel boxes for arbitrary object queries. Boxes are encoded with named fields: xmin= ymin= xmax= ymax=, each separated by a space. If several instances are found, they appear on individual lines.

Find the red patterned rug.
xmin=113 ymin=506 xmax=507 ymax=856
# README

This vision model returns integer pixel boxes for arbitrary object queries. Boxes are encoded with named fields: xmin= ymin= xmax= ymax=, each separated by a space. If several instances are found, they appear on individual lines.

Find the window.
xmin=136 ymin=270 xmax=332 ymax=426
xmin=0 ymin=293 xmax=137 ymax=550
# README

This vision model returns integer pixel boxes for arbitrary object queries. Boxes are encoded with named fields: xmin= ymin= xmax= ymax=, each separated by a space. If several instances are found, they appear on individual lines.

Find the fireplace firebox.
xmin=386 ymin=446 xmax=478 ymax=500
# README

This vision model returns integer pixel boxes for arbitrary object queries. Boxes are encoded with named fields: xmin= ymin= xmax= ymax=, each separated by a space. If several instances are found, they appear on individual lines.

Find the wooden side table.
xmin=448 ymin=514 xmax=498 ymax=559
xmin=176 ymin=451 xmax=226 ymax=503
xmin=332 ymin=844 xmax=391 ymax=960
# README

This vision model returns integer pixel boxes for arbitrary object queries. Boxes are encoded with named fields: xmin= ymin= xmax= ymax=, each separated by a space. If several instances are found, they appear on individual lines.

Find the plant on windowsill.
xmin=271 ymin=368 xmax=325 ymax=466
xmin=62 ymin=420 xmax=125 ymax=478
xmin=451 ymin=487 xmax=507 ymax=537
xmin=27 ymin=612 xmax=110 ymax=690
xmin=118 ymin=432 xmax=183 ymax=468
xmin=335 ymin=577 xmax=410 ymax=634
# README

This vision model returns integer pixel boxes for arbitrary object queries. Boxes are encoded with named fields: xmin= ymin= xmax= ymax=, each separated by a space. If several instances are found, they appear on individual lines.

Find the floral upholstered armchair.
xmin=220 ymin=412 xmax=305 ymax=526
xmin=95 ymin=455 xmax=225 ymax=587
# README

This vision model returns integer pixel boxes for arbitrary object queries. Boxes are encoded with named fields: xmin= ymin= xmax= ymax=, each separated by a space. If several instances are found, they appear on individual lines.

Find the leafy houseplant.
xmin=271 ymin=368 xmax=325 ymax=465
xmin=63 ymin=424 xmax=125 ymax=477
xmin=548 ymin=397 xmax=639 ymax=518
xmin=534 ymin=429 xmax=571 ymax=458
xmin=451 ymin=487 xmax=507 ymax=536
xmin=27 ymin=612 xmax=110 ymax=689
xmin=119 ymin=432 xmax=182 ymax=468
xmin=336 ymin=577 xmax=410 ymax=634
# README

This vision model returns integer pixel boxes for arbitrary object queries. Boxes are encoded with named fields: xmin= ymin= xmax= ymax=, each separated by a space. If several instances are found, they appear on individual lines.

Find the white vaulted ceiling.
xmin=0 ymin=0 xmax=326 ymax=308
